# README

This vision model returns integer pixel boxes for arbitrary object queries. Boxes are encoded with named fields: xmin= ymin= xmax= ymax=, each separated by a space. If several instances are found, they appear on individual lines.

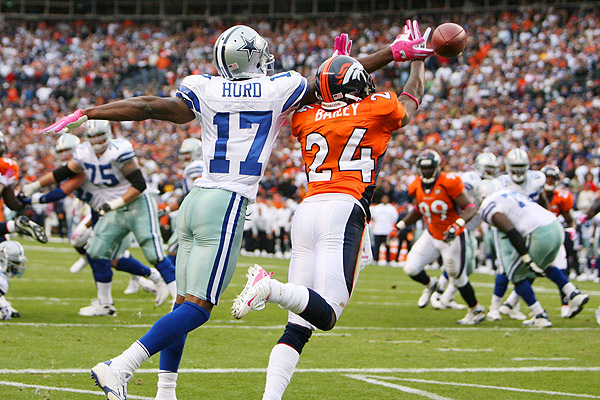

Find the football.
xmin=431 ymin=23 xmax=467 ymax=58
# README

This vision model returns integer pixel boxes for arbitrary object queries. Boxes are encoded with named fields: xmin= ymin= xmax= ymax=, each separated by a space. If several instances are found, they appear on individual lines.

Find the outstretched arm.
xmin=84 ymin=97 xmax=195 ymax=124
xmin=399 ymin=60 xmax=425 ymax=126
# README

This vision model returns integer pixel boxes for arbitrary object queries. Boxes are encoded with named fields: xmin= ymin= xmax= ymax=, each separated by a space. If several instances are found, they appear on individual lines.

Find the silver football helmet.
xmin=474 ymin=152 xmax=498 ymax=180
xmin=55 ymin=133 xmax=81 ymax=162
xmin=475 ymin=179 xmax=499 ymax=205
xmin=0 ymin=131 xmax=7 ymax=157
xmin=179 ymin=138 xmax=203 ymax=163
xmin=0 ymin=241 xmax=26 ymax=278
xmin=541 ymin=164 xmax=561 ymax=191
xmin=504 ymin=148 xmax=530 ymax=184
xmin=84 ymin=120 xmax=112 ymax=154
xmin=213 ymin=25 xmax=275 ymax=80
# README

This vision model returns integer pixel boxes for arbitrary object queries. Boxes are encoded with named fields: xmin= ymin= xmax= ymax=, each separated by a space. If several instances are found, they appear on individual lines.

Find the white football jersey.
xmin=459 ymin=171 xmax=482 ymax=197
xmin=494 ymin=170 xmax=545 ymax=201
xmin=480 ymin=189 xmax=557 ymax=237
xmin=72 ymin=139 xmax=139 ymax=208
xmin=176 ymin=71 xmax=308 ymax=201
xmin=182 ymin=159 xmax=204 ymax=195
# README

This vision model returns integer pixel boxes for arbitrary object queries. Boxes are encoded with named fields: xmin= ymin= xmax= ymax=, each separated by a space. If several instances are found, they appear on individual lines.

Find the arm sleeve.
xmin=125 ymin=169 xmax=147 ymax=192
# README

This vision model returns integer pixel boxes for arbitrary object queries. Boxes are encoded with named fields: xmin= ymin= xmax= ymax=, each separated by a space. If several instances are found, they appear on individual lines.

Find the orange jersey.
xmin=0 ymin=157 xmax=19 ymax=187
xmin=408 ymin=172 xmax=464 ymax=240
xmin=292 ymin=91 xmax=405 ymax=202
xmin=548 ymin=189 xmax=574 ymax=217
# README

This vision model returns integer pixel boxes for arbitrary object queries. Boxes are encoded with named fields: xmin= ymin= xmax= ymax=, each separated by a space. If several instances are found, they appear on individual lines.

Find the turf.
xmin=0 ymin=238 xmax=598 ymax=399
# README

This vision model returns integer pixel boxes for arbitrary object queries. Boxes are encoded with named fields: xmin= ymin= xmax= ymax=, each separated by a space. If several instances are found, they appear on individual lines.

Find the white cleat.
xmin=148 ymin=268 xmax=169 ymax=306
xmin=565 ymin=291 xmax=589 ymax=318
xmin=486 ymin=308 xmax=501 ymax=321
xmin=560 ymin=305 xmax=570 ymax=318
xmin=70 ymin=256 xmax=89 ymax=273
xmin=123 ymin=275 xmax=141 ymax=294
xmin=430 ymin=292 xmax=444 ymax=309
xmin=79 ymin=299 xmax=116 ymax=317
xmin=14 ymin=215 xmax=48 ymax=243
xmin=417 ymin=277 xmax=438 ymax=308
xmin=457 ymin=304 xmax=485 ymax=325
xmin=231 ymin=264 xmax=272 ymax=319
xmin=91 ymin=361 xmax=132 ymax=400
xmin=523 ymin=312 xmax=552 ymax=328
xmin=499 ymin=302 xmax=527 ymax=320
xmin=137 ymin=276 xmax=156 ymax=294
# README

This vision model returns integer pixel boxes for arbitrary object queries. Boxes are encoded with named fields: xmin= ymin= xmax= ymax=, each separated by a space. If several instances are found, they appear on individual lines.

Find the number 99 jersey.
xmin=408 ymin=172 xmax=465 ymax=240
xmin=292 ymin=91 xmax=405 ymax=204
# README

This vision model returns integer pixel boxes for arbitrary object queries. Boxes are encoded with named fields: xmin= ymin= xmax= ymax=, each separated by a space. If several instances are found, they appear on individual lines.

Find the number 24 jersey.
xmin=292 ymin=91 xmax=405 ymax=204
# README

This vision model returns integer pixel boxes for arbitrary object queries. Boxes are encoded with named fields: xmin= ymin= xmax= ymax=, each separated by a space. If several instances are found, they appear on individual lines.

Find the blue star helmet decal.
xmin=238 ymin=36 xmax=260 ymax=61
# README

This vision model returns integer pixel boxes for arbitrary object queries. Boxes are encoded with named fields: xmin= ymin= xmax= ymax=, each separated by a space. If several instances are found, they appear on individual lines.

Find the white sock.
xmin=155 ymin=371 xmax=178 ymax=400
xmin=437 ymin=275 xmax=449 ymax=292
xmin=505 ymin=290 xmax=519 ymax=307
xmin=6 ymin=220 xmax=15 ymax=233
xmin=167 ymin=281 xmax=177 ymax=299
xmin=529 ymin=301 xmax=544 ymax=316
xmin=562 ymin=282 xmax=576 ymax=298
xmin=268 ymin=280 xmax=309 ymax=314
xmin=97 ymin=282 xmax=113 ymax=305
xmin=490 ymin=295 xmax=502 ymax=311
xmin=440 ymin=284 xmax=457 ymax=304
xmin=111 ymin=341 xmax=150 ymax=374
xmin=262 ymin=344 xmax=300 ymax=400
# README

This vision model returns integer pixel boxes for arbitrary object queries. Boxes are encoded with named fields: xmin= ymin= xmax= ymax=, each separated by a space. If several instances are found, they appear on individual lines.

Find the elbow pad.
xmin=52 ymin=165 xmax=78 ymax=182
xmin=125 ymin=169 xmax=147 ymax=192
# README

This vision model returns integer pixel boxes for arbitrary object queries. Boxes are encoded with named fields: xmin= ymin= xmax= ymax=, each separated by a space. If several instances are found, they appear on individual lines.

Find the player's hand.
xmin=443 ymin=222 xmax=460 ymax=242
xmin=565 ymin=227 xmax=577 ymax=241
xmin=333 ymin=33 xmax=352 ymax=56
xmin=390 ymin=19 xmax=434 ymax=62
xmin=520 ymin=254 xmax=545 ymax=276
xmin=39 ymin=109 xmax=88 ymax=134
xmin=98 ymin=203 xmax=112 ymax=216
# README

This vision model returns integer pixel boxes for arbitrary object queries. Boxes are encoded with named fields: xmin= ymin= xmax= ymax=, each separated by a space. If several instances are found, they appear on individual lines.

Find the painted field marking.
xmin=349 ymin=375 xmax=600 ymax=399
xmin=369 ymin=340 xmax=424 ymax=344
xmin=0 ymin=380 xmax=153 ymax=399
xmin=1 ymin=366 xmax=599 ymax=374
xmin=437 ymin=348 xmax=493 ymax=352
xmin=345 ymin=375 xmax=453 ymax=400
xmin=513 ymin=357 xmax=572 ymax=361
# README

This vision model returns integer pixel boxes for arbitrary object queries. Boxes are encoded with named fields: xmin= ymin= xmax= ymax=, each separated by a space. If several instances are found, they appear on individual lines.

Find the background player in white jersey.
xmin=430 ymin=152 xmax=499 ymax=310
xmin=164 ymin=138 xmax=204 ymax=265
xmin=40 ymin=24 xmax=411 ymax=399
xmin=478 ymin=183 xmax=589 ymax=327
xmin=231 ymin=23 xmax=432 ymax=399
xmin=22 ymin=133 xmax=166 ymax=302
xmin=25 ymin=123 xmax=176 ymax=316
xmin=489 ymin=148 xmax=547 ymax=320
xmin=0 ymin=241 xmax=27 ymax=320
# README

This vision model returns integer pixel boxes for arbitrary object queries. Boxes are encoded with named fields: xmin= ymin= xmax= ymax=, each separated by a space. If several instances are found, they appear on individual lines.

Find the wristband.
xmin=396 ymin=220 xmax=407 ymax=230
xmin=108 ymin=197 xmax=126 ymax=210
xmin=400 ymin=92 xmax=419 ymax=109
xmin=455 ymin=218 xmax=466 ymax=228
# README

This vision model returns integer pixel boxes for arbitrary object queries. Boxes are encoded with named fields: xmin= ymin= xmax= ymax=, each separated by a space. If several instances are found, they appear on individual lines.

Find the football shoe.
xmin=231 ymin=264 xmax=272 ymax=319
xmin=523 ymin=312 xmax=552 ymax=328
xmin=79 ymin=299 xmax=116 ymax=317
xmin=91 ymin=360 xmax=131 ymax=400
xmin=417 ymin=277 xmax=437 ymax=308
xmin=457 ymin=304 xmax=485 ymax=325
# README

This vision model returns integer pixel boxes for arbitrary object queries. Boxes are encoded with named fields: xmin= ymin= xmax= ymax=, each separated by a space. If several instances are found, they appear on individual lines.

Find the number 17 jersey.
xmin=176 ymin=71 xmax=308 ymax=201
xmin=292 ymin=91 xmax=405 ymax=204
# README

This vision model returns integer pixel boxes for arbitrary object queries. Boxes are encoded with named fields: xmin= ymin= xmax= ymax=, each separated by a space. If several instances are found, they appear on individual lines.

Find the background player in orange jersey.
xmin=396 ymin=149 xmax=484 ymax=325
xmin=232 ymin=20 xmax=433 ymax=400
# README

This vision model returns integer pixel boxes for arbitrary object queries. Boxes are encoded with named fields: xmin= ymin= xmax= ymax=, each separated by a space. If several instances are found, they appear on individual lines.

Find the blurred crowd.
xmin=0 ymin=8 xmax=599 ymax=263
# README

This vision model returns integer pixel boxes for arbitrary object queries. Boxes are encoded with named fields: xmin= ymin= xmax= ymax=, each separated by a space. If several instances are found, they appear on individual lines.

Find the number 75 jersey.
xmin=176 ymin=71 xmax=308 ymax=201
xmin=292 ymin=91 xmax=405 ymax=203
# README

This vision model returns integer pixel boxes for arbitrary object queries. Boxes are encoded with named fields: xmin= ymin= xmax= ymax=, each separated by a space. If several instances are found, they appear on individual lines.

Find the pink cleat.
xmin=231 ymin=264 xmax=272 ymax=319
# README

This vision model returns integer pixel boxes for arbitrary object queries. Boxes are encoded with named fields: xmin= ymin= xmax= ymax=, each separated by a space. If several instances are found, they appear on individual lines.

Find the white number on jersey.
xmin=418 ymin=199 xmax=449 ymax=223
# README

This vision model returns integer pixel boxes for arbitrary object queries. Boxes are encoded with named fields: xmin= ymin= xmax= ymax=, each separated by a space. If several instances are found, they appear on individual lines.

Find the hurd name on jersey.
xmin=408 ymin=172 xmax=464 ymax=240
xmin=176 ymin=71 xmax=308 ymax=200
xmin=292 ymin=91 xmax=405 ymax=202
xmin=73 ymin=139 xmax=137 ymax=204
xmin=0 ymin=157 xmax=19 ymax=187
xmin=548 ymin=189 xmax=574 ymax=216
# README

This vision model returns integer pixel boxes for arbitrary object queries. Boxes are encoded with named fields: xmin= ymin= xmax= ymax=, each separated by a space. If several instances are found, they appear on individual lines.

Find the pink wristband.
xmin=400 ymin=92 xmax=419 ymax=109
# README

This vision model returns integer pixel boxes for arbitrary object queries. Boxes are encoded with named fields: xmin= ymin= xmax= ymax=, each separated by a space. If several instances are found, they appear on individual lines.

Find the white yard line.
xmin=0 ymin=380 xmax=153 ymax=399
xmin=513 ymin=357 xmax=572 ymax=361
xmin=344 ymin=375 xmax=453 ymax=400
xmin=352 ymin=375 xmax=600 ymax=399
xmin=1 ymin=366 xmax=599 ymax=374
xmin=437 ymin=348 xmax=493 ymax=352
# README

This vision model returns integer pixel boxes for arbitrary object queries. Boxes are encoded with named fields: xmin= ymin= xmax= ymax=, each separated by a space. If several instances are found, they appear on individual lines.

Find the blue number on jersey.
xmin=84 ymin=163 xmax=119 ymax=187
xmin=501 ymin=191 xmax=527 ymax=208
xmin=210 ymin=111 xmax=273 ymax=176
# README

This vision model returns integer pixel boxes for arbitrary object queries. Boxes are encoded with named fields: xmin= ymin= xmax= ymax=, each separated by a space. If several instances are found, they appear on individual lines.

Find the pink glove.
xmin=565 ymin=227 xmax=577 ymax=241
xmin=39 ymin=109 xmax=88 ymax=134
xmin=333 ymin=33 xmax=352 ymax=56
xmin=390 ymin=19 xmax=434 ymax=62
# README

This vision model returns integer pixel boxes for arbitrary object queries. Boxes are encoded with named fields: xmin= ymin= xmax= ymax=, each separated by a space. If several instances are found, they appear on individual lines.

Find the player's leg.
xmin=128 ymin=193 xmax=177 ymax=301
xmin=403 ymin=230 xmax=440 ymax=308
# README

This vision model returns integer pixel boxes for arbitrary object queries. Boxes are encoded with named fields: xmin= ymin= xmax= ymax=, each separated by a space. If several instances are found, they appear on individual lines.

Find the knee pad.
xmin=277 ymin=323 xmax=313 ymax=354
xmin=403 ymin=261 xmax=421 ymax=277
xmin=155 ymin=258 xmax=176 ymax=284
xmin=453 ymin=273 xmax=469 ymax=288
xmin=87 ymin=256 xmax=112 ymax=283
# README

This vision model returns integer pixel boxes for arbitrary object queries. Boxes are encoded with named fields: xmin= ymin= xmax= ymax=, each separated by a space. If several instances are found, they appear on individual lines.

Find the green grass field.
xmin=1 ymin=238 xmax=599 ymax=399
